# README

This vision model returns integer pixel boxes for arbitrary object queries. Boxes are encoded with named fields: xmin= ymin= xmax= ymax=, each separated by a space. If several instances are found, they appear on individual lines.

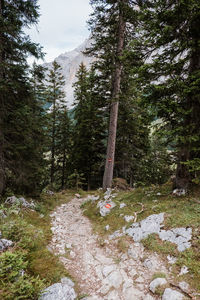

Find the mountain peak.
xmin=44 ymin=37 xmax=94 ymax=108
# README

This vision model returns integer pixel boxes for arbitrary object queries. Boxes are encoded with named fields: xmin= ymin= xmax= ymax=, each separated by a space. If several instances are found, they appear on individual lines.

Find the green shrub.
xmin=0 ymin=251 xmax=44 ymax=300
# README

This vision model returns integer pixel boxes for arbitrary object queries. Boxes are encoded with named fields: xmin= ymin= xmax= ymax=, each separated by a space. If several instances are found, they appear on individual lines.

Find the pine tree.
xmin=137 ymin=0 xmax=200 ymax=189
xmin=0 ymin=0 xmax=43 ymax=195
xmin=47 ymin=60 xmax=66 ymax=187
xmin=56 ymin=106 xmax=72 ymax=189
xmin=87 ymin=0 xmax=144 ymax=188
xmin=72 ymin=63 xmax=106 ymax=189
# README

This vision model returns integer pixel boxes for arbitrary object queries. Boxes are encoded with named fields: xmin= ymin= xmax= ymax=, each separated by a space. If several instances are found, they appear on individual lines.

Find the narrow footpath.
xmin=49 ymin=196 xmax=168 ymax=300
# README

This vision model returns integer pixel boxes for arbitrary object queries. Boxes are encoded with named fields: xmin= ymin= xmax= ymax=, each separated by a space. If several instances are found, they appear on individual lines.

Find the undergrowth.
xmin=83 ymin=183 xmax=200 ymax=293
xmin=0 ymin=190 xmax=75 ymax=299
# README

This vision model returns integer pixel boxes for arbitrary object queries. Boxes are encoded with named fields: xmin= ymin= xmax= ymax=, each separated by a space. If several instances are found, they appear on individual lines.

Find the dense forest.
xmin=0 ymin=0 xmax=200 ymax=197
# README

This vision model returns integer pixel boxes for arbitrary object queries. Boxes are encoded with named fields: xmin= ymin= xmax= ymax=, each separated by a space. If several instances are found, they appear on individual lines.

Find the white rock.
xmin=124 ymin=215 xmax=135 ymax=222
xmin=107 ymin=270 xmax=123 ymax=288
xmin=162 ymin=288 xmax=184 ymax=300
xmin=179 ymin=265 xmax=189 ymax=275
xmin=0 ymin=239 xmax=14 ymax=252
xmin=173 ymin=189 xmax=186 ymax=196
xmin=106 ymin=290 xmax=119 ymax=300
xmin=60 ymin=278 xmax=74 ymax=287
xmin=143 ymin=295 xmax=155 ymax=300
xmin=69 ymin=251 xmax=76 ymax=258
xmin=149 ymin=278 xmax=167 ymax=293
xmin=75 ymin=193 xmax=81 ymax=198
xmin=128 ymin=245 xmax=142 ymax=260
xmin=167 ymin=255 xmax=177 ymax=264
xmin=39 ymin=281 xmax=76 ymax=300
xmin=123 ymin=287 xmax=143 ymax=300
xmin=178 ymin=281 xmax=190 ymax=292
xmin=105 ymin=225 xmax=110 ymax=231
xmin=102 ymin=265 xmax=116 ymax=277
xmin=120 ymin=203 xmax=126 ymax=208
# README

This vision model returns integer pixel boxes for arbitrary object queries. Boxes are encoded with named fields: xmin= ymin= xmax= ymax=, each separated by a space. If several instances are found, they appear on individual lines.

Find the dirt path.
xmin=49 ymin=196 xmax=168 ymax=300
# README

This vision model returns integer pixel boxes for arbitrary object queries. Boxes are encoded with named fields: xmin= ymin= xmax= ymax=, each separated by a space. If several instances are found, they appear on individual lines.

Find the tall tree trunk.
xmin=0 ymin=0 xmax=5 ymax=196
xmin=103 ymin=0 xmax=126 ymax=190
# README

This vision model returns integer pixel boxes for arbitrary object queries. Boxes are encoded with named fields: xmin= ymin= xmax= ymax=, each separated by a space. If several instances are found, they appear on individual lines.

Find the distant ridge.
xmin=44 ymin=38 xmax=94 ymax=108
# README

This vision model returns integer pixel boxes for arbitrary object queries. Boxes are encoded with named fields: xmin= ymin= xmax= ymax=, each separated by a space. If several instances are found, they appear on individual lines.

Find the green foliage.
xmin=0 ymin=0 xmax=47 ymax=196
xmin=46 ymin=60 xmax=72 ymax=189
xmin=67 ymin=170 xmax=86 ymax=190
xmin=72 ymin=64 xmax=106 ymax=189
xmin=0 ymin=251 xmax=44 ymax=299
xmin=136 ymin=0 xmax=200 ymax=188
xmin=0 ymin=191 xmax=74 ymax=299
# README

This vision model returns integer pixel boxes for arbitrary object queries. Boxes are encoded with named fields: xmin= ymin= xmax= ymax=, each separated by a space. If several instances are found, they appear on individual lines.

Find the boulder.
xmin=39 ymin=278 xmax=76 ymax=300
xmin=5 ymin=196 xmax=35 ymax=209
xmin=98 ymin=200 xmax=116 ymax=217
xmin=162 ymin=288 xmax=184 ymax=300
xmin=149 ymin=278 xmax=167 ymax=293
xmin=172 ymin=189 xmax=186 ymax=196
xmin=0 ymin=238 xmax=14 ymax=252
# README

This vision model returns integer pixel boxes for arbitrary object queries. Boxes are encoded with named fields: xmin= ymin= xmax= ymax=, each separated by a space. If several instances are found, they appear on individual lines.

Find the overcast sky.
xmin=27 ymin=0 xmax=92 ymax=63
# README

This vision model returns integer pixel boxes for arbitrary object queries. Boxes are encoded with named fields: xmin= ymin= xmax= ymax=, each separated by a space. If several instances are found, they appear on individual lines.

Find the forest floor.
xmin=1 ymin=184 xmax=200 ymax=299
xmin=48 ymin=184 xmax=200 ymax=299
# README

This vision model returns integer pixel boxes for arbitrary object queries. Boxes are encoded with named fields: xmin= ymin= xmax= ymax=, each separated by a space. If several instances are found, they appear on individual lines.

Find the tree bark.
xmin=103 ymin=0 xmax=126 ymax=190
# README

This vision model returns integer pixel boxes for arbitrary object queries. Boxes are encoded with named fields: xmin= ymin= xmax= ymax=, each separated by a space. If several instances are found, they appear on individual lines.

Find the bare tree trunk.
xmin=103 ymin=0 xmax=126 ymax=190
xmin=0 ymin=0 xmax=5 ymax=196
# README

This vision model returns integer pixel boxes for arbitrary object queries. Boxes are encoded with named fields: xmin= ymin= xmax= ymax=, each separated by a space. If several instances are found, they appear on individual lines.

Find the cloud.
xmin=26 ymin=0 xmax=92 ymax=62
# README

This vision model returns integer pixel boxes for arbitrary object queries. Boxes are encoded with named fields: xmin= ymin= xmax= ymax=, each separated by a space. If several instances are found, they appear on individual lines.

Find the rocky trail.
xmin=47 ymin=195 xmax=180 ymax=300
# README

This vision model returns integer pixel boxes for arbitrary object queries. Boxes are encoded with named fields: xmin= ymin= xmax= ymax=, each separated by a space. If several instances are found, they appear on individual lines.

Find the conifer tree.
xmin=73 ymin=63 xmax=106 ymax=189
xmin=87 ymin=0 xmax=143 ymax=188
xmin=138 ymin=0 xmax=200 ymax=189
xmin=0 ymin=0 xmax=43 ymax=195
xmin=47 ymin=60 xmax=66 ymax=187
xmin=56 ymin=106 xmax=72 ymax=189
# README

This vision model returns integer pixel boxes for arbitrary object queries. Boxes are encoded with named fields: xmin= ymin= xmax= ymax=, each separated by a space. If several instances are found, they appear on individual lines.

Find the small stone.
xmin=124 ymin=215 xmax=135 ymax=222
xmin=66 ymin=243 xmax=72 ymax=249
xmin=167 ymin=255 xmax=177 ymax=264
xmin=173 ymin=189 xmax=186 ymax=196
xmin=69 ymin=251 xmax=76 ymax=258
xmin=149 ymin=278 xmax=167 ymax=293
xmin=162 ymin=288 xmax=184 ymax=300
xmin=75 ymin=193 xmax=81 ymax=198
xmin=105 ymin=225 xmax=110 ymax=231
xmin=179 ymin=265 xmax=189 ymax=276
xmin=178 ymin=281 xmax=190 ymax=292
xmin=120 ymin=203 xmax=126 ymax=208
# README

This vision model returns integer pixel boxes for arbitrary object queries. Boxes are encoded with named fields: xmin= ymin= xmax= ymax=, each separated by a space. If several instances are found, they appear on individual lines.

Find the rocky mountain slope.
xmin=44 ymin=38 xmax=95 ymax=108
